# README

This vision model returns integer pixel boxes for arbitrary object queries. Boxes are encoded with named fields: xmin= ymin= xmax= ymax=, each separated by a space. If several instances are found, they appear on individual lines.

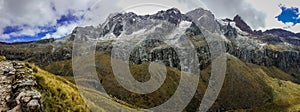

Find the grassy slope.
xmin=29 ymin=63 xmax=90 ymax=112
xmin=222 ymin=55 xmax=300 ymax=112
xmin=43 ymin=52 xmax=300 ymax=111
xmin=29 ymin=63 xmax=141 ymax=112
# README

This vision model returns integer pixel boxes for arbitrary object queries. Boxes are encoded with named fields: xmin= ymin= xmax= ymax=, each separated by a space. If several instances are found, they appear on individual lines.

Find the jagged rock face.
xmin=0 ymin=61 xmax=42 ymax=112
xmin=89 ymin=8 xmax=215 ymax=71
xmin=233 ymin=15 xmax=253 ymax=34
xmin=218 ymin=21 xmax=237 ymax=38
xmin=227 ymin=43 xmax=300 ymax=74
xmin=100 ymin=8 xmax=192 ymax=38
xmin=219 ymin=18 xmax=300 ymax=75
xmin=263 ymin=29 xmax=300 ymax=45
xmin=265 ymin=29 xmax=298 ymax=38
xmin=296 ymin=33 xmax=300 ymax=37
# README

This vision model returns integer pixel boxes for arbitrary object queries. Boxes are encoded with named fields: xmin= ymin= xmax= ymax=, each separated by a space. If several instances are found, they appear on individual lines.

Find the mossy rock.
xmin=0 ymin=56 xmax=6 ymax=61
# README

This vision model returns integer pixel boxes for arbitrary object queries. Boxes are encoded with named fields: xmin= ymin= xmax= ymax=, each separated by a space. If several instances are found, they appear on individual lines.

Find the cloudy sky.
xmin=0 ymin=0 xmax=299 ymax=43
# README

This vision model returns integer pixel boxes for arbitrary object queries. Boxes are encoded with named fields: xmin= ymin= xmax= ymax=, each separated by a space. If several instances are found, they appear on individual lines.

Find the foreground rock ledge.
xmin=0 ymin=60 xmax=42 ymax=112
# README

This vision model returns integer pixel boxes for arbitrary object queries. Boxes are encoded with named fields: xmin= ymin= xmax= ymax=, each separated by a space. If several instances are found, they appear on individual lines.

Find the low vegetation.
xmin=44 ymin=52 xmax=300 ymax=111
xmin=219 ymin=55 xmax=300 ymax=112
xmin=0 ymin=55 xmax=6 ymax=61
xmin=27 ymin=62 xmax=142 ymax=112
xmin=28 ymin=63 xmax=90 ymax=112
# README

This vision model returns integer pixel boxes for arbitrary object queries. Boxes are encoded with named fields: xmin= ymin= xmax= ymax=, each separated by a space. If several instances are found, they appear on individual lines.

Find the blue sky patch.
xmin=3 ymin=26 xmax=22 ymax=34
xmin=1 ymin=11 xmax=83 ymax=43
xmin=56 ymin=11 xmax=82 ymax=25
xmin=276 ymin=5 xmax=300 ymax=26
xmin=2 ymin=27 xmax=57 ymax=43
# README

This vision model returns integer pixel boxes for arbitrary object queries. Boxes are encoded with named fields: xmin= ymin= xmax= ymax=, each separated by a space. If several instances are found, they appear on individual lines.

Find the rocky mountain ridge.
xmin=85 ymin=8 xmax=300 ymax=77
xmin=0 ymin=8 xmax=299 ymax=77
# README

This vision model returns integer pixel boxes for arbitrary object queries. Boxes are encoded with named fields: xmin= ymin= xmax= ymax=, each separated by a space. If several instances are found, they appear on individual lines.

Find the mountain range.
xmin=0 ymin=8 xmax=300 ymax=111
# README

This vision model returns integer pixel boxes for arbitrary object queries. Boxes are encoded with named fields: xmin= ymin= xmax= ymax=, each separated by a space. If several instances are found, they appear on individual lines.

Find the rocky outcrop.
xmin=233 ymin=15 xmax=253 ymax=34
xmin=0 ymin=60 xmax=42 ymax=112
xmin=219 ymin=20 xmax=237 ymax=38
xmin=296 ymin=33 xmax=300 ymax=38
xmin=0 ymin=61 xmax=15 ymax=111
xmin=231 ymin=15 xmax=263 ymax=35
xmin=0 ymin=56 xmax=6 ymax=61
xmin=264 ymin=29 xmax=300 ymax=45
xmin=227 ymin=43 xmax=300 ymax=74
xmin=265 ymin=29 xmax=297 ymax=38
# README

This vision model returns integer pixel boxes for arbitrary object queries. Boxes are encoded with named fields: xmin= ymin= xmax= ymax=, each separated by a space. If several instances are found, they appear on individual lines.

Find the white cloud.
xmin=0 ymin=0 xmax=56 ymax=28
xmin=42 ymin=34 xmax=51 ymax=40
xmin=42 ymin=23 xmax=78 ymax=39
xmin=79 ymin=0 xmax=121 ymax=26
xmin=200 ymin=0 xmax=267 ymax=29
xmin=116 ymin=0 xmax=206 ymax=15
xmin=0 ymin=0 xmax=120 ymax=41
xmin=0 ymin=26 xmax=43 ymax=39
xmin=1 ymin=34 xmax=10 ymax=40
xmin=1 ymin=0 xmax=300 ymax=42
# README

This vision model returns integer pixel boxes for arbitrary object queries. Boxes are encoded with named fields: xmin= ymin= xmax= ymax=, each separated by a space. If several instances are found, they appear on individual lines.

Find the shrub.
xmin=33 ymin=67 xmax=38 ymax=73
